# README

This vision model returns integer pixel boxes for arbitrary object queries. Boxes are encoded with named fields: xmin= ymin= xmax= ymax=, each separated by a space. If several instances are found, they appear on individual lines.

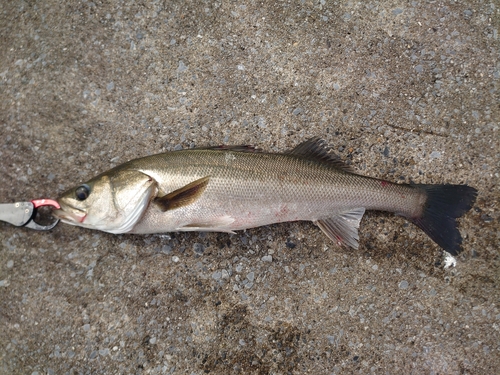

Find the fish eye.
xmin=75 ymin=185 xmax=90 ymax=201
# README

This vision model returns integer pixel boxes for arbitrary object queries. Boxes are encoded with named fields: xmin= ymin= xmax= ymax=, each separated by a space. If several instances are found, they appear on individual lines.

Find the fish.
xmin=53 ymin=138 xmax=477 ymax=255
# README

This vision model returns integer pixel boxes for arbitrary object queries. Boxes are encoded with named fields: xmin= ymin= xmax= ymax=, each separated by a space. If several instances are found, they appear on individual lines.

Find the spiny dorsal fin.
xmin=154 ymin=176 xmax=210 ymax=212
xmin=314 ymin=208 xmax=366 ymax=249
xmin=190 ymin=145 xmax=262 ymax=153
xmin=289 ymin=137 xmax=354 ymax=172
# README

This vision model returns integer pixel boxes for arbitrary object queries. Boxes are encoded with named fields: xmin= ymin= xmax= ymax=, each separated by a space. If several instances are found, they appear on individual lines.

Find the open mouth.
xmin=52 ymin=208 xmax=87 ymax=224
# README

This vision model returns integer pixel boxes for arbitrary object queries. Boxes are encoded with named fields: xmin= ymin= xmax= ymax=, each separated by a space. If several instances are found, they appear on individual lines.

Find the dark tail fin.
xmin=409 ymin=184 xmax=477 ymax=255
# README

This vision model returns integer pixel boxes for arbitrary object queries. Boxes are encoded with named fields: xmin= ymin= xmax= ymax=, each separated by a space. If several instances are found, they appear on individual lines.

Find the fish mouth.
xmin=52 ymin=207 xmax=87 ymax=224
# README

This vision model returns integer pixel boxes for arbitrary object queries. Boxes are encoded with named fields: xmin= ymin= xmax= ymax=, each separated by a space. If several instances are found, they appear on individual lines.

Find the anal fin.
xmin=154 ymin=176 xmax=210 ymax=212
xmin=315 ymin=208 xmax=366 ymax=249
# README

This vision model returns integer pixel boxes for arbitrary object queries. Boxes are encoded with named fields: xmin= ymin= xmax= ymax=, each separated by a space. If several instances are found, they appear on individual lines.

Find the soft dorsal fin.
xmin=289 ymin=137 xmax=354 ymax=172
xmin=154 ymin=176 xmax=210 ymax=212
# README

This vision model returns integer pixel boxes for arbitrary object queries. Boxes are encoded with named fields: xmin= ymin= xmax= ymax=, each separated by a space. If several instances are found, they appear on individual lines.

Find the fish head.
xmin=53 ymin=169 xmax=157 ymax=233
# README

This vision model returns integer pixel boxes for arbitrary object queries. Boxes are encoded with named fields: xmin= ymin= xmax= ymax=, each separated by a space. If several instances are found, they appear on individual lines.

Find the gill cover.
xmin=54 ymin=169 xmax=157 ymax=234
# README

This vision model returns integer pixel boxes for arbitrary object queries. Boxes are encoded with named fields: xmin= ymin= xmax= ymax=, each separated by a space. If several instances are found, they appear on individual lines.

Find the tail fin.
xmin=409 ymin=184 xmax=477 ymax=255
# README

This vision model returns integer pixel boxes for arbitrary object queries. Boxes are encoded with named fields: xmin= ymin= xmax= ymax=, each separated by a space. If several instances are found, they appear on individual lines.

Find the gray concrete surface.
xmin=1 ymin=0 xmax=498 ymax=374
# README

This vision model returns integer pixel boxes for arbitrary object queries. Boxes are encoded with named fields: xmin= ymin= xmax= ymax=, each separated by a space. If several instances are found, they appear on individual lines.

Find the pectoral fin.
xmin=315 ymin=208 xmax=366 ymax=249
xmin=154 ymin=176 xmax=210 ymax=212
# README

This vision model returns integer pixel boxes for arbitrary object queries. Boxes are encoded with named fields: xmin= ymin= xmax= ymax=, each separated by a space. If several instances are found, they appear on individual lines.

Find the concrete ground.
xmin=1 ymin=0 xmax=498 ymax=374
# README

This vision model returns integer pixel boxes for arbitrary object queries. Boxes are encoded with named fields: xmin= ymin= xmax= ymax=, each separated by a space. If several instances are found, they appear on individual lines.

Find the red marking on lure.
xmin=31 ymin=198 xmax=61 ymax=209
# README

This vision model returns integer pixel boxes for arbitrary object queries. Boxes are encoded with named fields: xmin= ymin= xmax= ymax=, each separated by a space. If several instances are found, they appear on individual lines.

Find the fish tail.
xmin=408 ymin=184 xmax=477 ymax=255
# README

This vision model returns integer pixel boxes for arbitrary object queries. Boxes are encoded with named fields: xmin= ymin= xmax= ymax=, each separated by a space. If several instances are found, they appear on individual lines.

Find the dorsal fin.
xmin=190 ymin=145 xmax=262 ymax=153
xmin=289 ymin=137 xmax=354 ymax=172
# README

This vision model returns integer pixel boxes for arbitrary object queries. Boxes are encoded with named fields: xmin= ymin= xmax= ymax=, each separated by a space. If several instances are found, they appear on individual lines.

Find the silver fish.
xmin=53 ymin=138 xmax=477 ymax=255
